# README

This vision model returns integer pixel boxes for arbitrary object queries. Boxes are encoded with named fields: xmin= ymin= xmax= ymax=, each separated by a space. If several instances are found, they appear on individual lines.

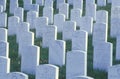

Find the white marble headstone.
xmin=36 ymin=64 xmax=59 ymax=79
xmin=21 ymin=45 xmax=40 ymax=74
xmin=72 ymin=30 xmax=88 ymax=52
xmin=35 ymin=17 xmax=48 ymax=38
xmin=0 ymin=0 xmax=6 ymax=11
xmin=0 ymin=13 xmax=7 ymax=28
xmin=54 ymin=14 xmax=65 ymax=32
xmin=49 ymin=40 xmax=66 ymax=66
xmin=27 ymin=11 xmax=38 ymax=29
xmin=36 ymin=0 xmax=44 ymax=6
xmin=63 ymin=21 xmax=76 ymax=40
xmin=0 ymin=28 xmax=7 ymax=42
xmin=43 ymin=7 xmax=53 ymax=24
xmin=66 ymin=50 xmax=87 ymax=79
xmin=93 ymin=42 xmax=113 ymax=71
xmin=0 ymin=41 xmax=9 ymax=57
xmin=10 ymin=0 xmax=18 ymax=14
xmin=97 ymin=0 xmax=106 ymax=6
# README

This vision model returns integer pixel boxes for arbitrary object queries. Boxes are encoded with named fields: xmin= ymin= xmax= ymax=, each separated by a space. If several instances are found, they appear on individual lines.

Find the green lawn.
xmin=6 ymin=0 xmax=120 ymax=79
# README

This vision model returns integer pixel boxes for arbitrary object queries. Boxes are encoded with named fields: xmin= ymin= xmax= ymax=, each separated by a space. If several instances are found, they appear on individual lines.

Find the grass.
xmin=6 ymin=0 xmax=120 ymax=79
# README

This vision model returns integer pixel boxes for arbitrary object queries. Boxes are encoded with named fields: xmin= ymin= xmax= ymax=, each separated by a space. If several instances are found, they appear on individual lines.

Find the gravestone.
xmin=10 ymin=0 xmax=18 ymax=14
xmin=80 ymin=16 xmax=93 ymax=34
xmin=93 ymin=42 xmax=113 ymax=71
xmin=0 ymin=0 xmax=6 ymax=11
xmin=29 ymin=4 xmax=39 ymax=12
xmin=0 ymin=56 xmax=10 ymax=74
xmin=92 ymin=23 xmax=108 ymax=46
xmin=36 ymin=0 xmax=44 ymax=6
xmin=72 ymin=30 xmax=88 ymax=52
xmin=16 ymin=22 xmax=30 ymax=43
xmin=18 ymin=31 xmax=34 ymax=55
xmin=8 ymin=16 xmax=20 ymax=35
xmin=116 ymin=36 xmax=120 ymax=60
xmin=14 ymin=7 xmax=24 ymax=22
xmin=66 ymin=50 xmax=87 ymax=79
xmin=27 ymin=11 xmax=38 ymax=29
xmin=63 ymin=21 xmax=76 ymax=40
xmin=54 ymin=14 xmax=65 ymax=32
xmin=85 ymin=3 xmax=96 ymax=21
xmin=7 ymin=72 xmax=28 ymax=79
xmin=0 ymin=5 xmax=3 ymax=13
xmin=67 ymin=0 xmax=73 ymax=5
xmin=86 ymin=0 xmax=95 ymax=5
xmin=0 ymin=28 xmax=7 ymax=42
xmin=112 ymin=0 xmax=120 ymax=8
xmin=23 ymin=0 xmax=32 ymax=10
xmin=35 ymin=17 xmax=48 ymax=38
xmin=73 ymin=0 xmax=83 ymax=14
xmin=71 ymin=9 xmax=82 ymax=26
xmin=0 ymin=12 xmax=7 ymax=28
xmin=56 ymin=0 xmax=65 ymax=8
xmin=96 ymin=10 xmax=108 ymax=24
xmin=45 ymin=0 xmax=53 ymax=8
xmin=108 ymin=65 xmax=120 ymax=79
xmin=49 ymin=40 xmax=66 ymax=66
xmin=42 ymin=25 xmax=57 ymax=48
xmin=97 ymin=0 xmax=106 ymax=6
xmin=21 ymin=45 xmax=40 ymax=74
xmin=36 ymin=64 xmax=59 ymax=79
xmin=43 ymin=7 xmax=53 ymax=24
xmin=0 ymin=41 xmax=9 ymax=57
xmin=73 ymin=76 xmax=94 ymax=79
xmin=59 ymin=3 xmax=69 ymax=19
xmin=110 ymin=7 xmax=120 ymax=37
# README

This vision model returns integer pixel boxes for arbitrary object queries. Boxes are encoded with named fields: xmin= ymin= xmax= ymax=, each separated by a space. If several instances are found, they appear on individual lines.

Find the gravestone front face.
xmin=97 ymin=0 xmax=106 ymax=6
xmin=63 ymin=21 xmax=76 ymax=40
xmin=107 ymin=0 xmax=111 ymax=3
xmin=10 ymin=0 xmax=18 ymax=14
xmin=18 ymin=31 xmax=34 ymax=55
xmin=45 ymin=0 xmax=53 ymax=8
xmin=108 ymin=65 xmax=120 ymax=79
xmin=29 ymin=4 xmax=39 ymax=12
xmin=93 ymin=42 xmax=113 ymax=72
xmin=54 ymin=14 xmax=65 ymax=32
xmin=35 ymin=17 xmax=48 ymax=38
xmin=73 ymin=0 xmax=83 ymax=13
xmin=23 ymin=0 xmax=32 ymax=10
xmin=112 ymin=0 xmax=120 ymax=7
xmin=85 ymin=3 xmax=96 ymax=21
xmin=36 ymin=64 xmax=59 ymax=79
xmin=72 ymin=30 xmax=88 ymax=52
xmin=36 ymin=0 xmax=44 ymax=6
xmin=110 ymin=7 xmax=120 ymax=37
xmin=43 ymin=7 xmax=53 ymax=24
xmin=8 ymin=16 xmax=20 ymax=35
xmin=116 ymin=36 xmax=120 ymax=60
xmin=96 ymin=10 xmax=108 ymax=24
xmin=80 ymin=16 xmax=93 ymax=34
xmin=67 ymin=0 xmax=73 ymax=5
xmin=66 ymin=50 xmax=87 ymax=79
xmin=71 ymin=9 xmax=82 ymax=26
xmin=16 ymin=22 xmax=30 ymax=43
xmin=42 ymin=25 xmax=57 ymax=48
xmin=27 ymin=11 xmax=38 ymax=29
xmin=56 ymin=0 xmax=65 ymax=8
xmin=0 ymin=28 xmax=7 ymax=42
xmin=92 ymin=23 xmax=108 ymax=46
xmin=0 ymin=0 xmax=6 ymax=11
xmin=49 ymin=40 xmax=66 ymax=66
xmin=0 ymin=41 xmax=9 ymax=57
xmin=0 ymin=13 xmax=7 ymax=28
xmin=7 ymin=72 xmax=28 ymax=79
xmin=21 ymin=45 xmax=40 ymax=74
xmin=14 ymin=7 xmax=24 ymax=22
xmin=0 ymin=56 xmax=10 ymax=74
xmin=59 ymin=3 xmax=69 ymax=19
